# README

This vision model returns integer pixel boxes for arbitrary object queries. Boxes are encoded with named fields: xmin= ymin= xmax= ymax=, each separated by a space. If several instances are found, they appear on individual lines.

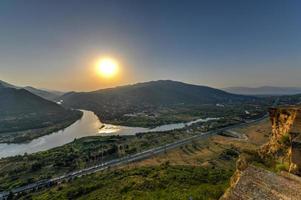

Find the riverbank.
xmin=0 ymin=116 xmax=239 ymax=191
xmin=0 ymin=110 xmax=83 ymax=144
xmin=0 ymin=110 xmax=221 ymax=158
xmin=94 ymin=104 xmax=263 ymax=128
xmin=24 ymin=116 xmax=272 ymax=200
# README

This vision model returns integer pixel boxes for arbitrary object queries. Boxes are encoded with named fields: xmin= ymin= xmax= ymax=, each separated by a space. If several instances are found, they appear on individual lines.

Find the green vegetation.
xmin=61 ymin=80 xmax=270 ymax=127
xmin=278 ymin=94 xmax=301 ymax=106
xmin=240 ymin=149 xmax=291 ymax=174
xmin=0 ymin=115 xmax=81 ymax=143
xmin=280 ymin=134 xmax=290 ymax=146
xmin=0 ymin=87 xmax=82 ymax=143
xmin=0 ymin=80 xmax=63 ymax=100
xmin=0 ymin=118 xmax=238 ymax=191
xmin=275 ymin=162 xmax=290 ymax=172
xmin=107 ymin=103 xmax=269 ymax=128
xmin=0 ymin=81 xmax=273 ymax=198
xmin=20 ymin=165 xmax=233 ymax=200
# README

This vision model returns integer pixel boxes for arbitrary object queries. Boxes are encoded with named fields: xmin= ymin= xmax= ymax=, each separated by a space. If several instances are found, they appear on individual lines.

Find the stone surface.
xmin=221 ymin=107 xmax=301 ymax=200
xmin=292 ymin=135 xmax=301 ymax=168
xmin=220 ymin=165 xmax=301 ymax=200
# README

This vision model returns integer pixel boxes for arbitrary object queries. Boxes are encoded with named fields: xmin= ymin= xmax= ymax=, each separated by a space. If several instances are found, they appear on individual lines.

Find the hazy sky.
xmin=0 ymin=0 xmax=300 ymax=91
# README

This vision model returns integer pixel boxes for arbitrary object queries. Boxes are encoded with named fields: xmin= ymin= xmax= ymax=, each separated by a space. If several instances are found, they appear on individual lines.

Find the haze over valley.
xmin=1 ymin=1 xmax=301 ymax=200
xmin=224 ymin=86 xmax=301 ymax=96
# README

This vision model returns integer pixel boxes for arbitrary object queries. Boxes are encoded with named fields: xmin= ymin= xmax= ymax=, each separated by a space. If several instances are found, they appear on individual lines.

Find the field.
xmin=22 ymin=165 xmax=232 ymax=200
xmin=128 ymin=118 xmax=271 ymax=169
xmin=0 ymin=116 xmax=82 ymax=143
xmin=0 ymin=110 xmax=83 ymax=143
xmin=102 ymin=103 xmax=269 ymax=128
xmin=8 ymin=117 xmax=272 ymax=199
xmin=0 ymin=117 xmax=241 ymax=191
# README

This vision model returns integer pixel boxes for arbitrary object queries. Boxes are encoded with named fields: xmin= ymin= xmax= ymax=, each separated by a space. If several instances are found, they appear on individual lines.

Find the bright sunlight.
xmin=97 ymin=58 xmax=119 ymax=78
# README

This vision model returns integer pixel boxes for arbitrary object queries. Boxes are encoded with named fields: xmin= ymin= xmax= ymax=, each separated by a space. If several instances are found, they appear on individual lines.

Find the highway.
xmin=0 ymin=114 xmax=268 ymax=199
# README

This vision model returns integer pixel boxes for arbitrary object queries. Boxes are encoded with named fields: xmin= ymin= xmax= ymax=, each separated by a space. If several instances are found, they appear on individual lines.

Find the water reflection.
xmin=0 ymin=110 xmax=218 ymax=158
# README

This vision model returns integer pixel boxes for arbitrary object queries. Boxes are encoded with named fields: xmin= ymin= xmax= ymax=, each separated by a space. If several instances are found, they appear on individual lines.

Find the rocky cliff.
xmin=220 ymin=106 xmax=301 ymax=199
xmin=220 ymin=164 xmax=301 ymax=200
xmin=260 ymin=106 xmax=301 ymax=173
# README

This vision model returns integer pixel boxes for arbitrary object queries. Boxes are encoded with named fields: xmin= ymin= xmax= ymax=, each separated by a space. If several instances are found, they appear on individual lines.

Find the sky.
xmin=0 ymin=0 xmax=300 ymax=91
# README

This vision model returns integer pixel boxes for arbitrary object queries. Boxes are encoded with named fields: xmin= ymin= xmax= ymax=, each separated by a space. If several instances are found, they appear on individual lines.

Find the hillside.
xmin=0 ymin=80 xmax=18 ymax=88
xmin=60 ymin=80 xmax=261 ymax=127
xmin=221 ymin=106 xmax=301 ymax=199
xmin=3 ymin=101 xmax=273 ymax=200
xmin=23 ymin=86 xmax=63 ymax=101
xmin=223 ymin=86 xmax=301 ymax=96
xmin=62 ymin=80 xmax=254 ymax=106
xmin=0 ymin=87 xmax=82 ymax=142
xmin=0 ymin=80 xmax=63 ymax=101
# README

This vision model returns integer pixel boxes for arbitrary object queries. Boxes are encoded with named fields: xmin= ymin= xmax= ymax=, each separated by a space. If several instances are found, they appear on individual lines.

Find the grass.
xmin=0 ymin=117 xmax=241 ymax=191
xmin=103 ymin=104 xmax=269 ymax=128
xmin=0 ymin=106 xmax=271 ymax=199
xmin=128 ymin=136 xmax=240 ymax=171
xmin=19 ymin=165 xmax=233 ymax=200
xmin=231 ymin=118 xmax=271 ymax=145
xmin=0 ymin=117 xmax=81 ymax=143
xmin=0 ymin=110 xmax=82 ymax=143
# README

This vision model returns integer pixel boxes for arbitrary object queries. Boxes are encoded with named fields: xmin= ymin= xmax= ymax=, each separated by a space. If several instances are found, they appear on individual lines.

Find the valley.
xmin=1 ymin=2 xmax=300 ymax=199
xmin=0 ymin=110 xmax=219 ymax=158
xmin=11 ymin=110 xmax=272 ymax=200
xmin=0 ymin=80 xmax=270 ymax=152
xmin=0 ymin=80 xmax=296 ymax=200
xmin=59 ymin=80 xmax=269 ymax=127
xmin=0 ymin=87 xmax=82 ymax=143
xmin=0 ymin=113 xmax=246 ymax=191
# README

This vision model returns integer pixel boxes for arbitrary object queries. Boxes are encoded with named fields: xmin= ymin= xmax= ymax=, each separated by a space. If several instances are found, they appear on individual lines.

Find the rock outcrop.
xmin=260 ymin=106 xmax=301 ymax=173
xmin=221 ymin=106 xmax=301 ymax=199
xmin=220 ymin=165 xmax=301 ymax=200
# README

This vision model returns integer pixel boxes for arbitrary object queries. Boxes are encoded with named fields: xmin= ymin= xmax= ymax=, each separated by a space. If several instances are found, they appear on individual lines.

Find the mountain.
xmin=0 ymin=80 xmax=19 ymax=89
xmin=0 ymin=80 xmax=63 ymax=100
xmin=223 ymin=86 xmax=301 ymax=96
xmin=41 ymin=88 xmax=65 ymax=97
xmin=0 ymin=87 xmax=81 ymax=135
xmin=60 ymin=80 xmax=257 ymax=121
xmin=23 ymin=86 xmax=62 ymax=101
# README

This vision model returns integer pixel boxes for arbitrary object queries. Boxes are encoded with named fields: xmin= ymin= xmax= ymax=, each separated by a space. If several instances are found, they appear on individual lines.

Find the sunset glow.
xmin=97 ymin=58 xmax=119 ymax=78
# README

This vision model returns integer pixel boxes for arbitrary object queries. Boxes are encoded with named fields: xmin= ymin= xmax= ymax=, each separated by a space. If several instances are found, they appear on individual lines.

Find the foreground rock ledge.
xmin=220 ymin=165 xmax=301 ymax=200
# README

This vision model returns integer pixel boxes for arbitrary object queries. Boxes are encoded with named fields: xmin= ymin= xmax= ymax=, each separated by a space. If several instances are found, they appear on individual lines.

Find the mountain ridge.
xmin=0 ymin=80 xmax=64 ymax=100
xmin=59 ymin=80 xmax=258 ymax=124
xmin=0 ymin=87 xmax=82 ymax=142
xmin=60 ymin=80 xmax=256 ymax=106
xmin=223 ymin=86 xmax=301 ymax=95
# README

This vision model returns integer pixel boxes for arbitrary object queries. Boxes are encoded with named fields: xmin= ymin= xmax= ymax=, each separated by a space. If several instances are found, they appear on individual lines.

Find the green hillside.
xmin=0 ymin=87 xmax=82 ymax=142
xmin=60 ymin=80 xmax=263 ymax=127
xmin=0 ymin=80 xmax=63 ymax=101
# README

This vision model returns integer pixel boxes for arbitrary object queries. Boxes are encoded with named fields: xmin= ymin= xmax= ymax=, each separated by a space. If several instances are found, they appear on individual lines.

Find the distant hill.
xmin=0 ymin=80 xmax=64 ymax=100
xmin=0 ymin=80 xmax=19 ymax=89
xmin=23 ymin=86 xmax=63 ymax=101
xmin=60 ymin=80 xmax=257 ymax=121
xmin=0 ymin=87 xmax=81 ymax=135
xmin=223 ymin=86 xmax=301 ymax=96
xmin=40 ymin=88 xmax=65 ymax=97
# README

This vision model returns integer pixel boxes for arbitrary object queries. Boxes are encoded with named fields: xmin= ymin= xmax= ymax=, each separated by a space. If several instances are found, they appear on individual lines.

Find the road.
xmin=0 ymin=114 xmax=268 ymax=199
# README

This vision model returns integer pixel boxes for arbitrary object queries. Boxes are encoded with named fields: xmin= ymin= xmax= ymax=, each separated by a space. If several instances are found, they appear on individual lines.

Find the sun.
xmin=97 ymin=58 xmax=119 ymax=78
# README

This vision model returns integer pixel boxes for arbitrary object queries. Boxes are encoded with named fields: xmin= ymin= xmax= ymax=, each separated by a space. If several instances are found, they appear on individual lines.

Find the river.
xmin=0 ymin=110 xmax=218 ymax=158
